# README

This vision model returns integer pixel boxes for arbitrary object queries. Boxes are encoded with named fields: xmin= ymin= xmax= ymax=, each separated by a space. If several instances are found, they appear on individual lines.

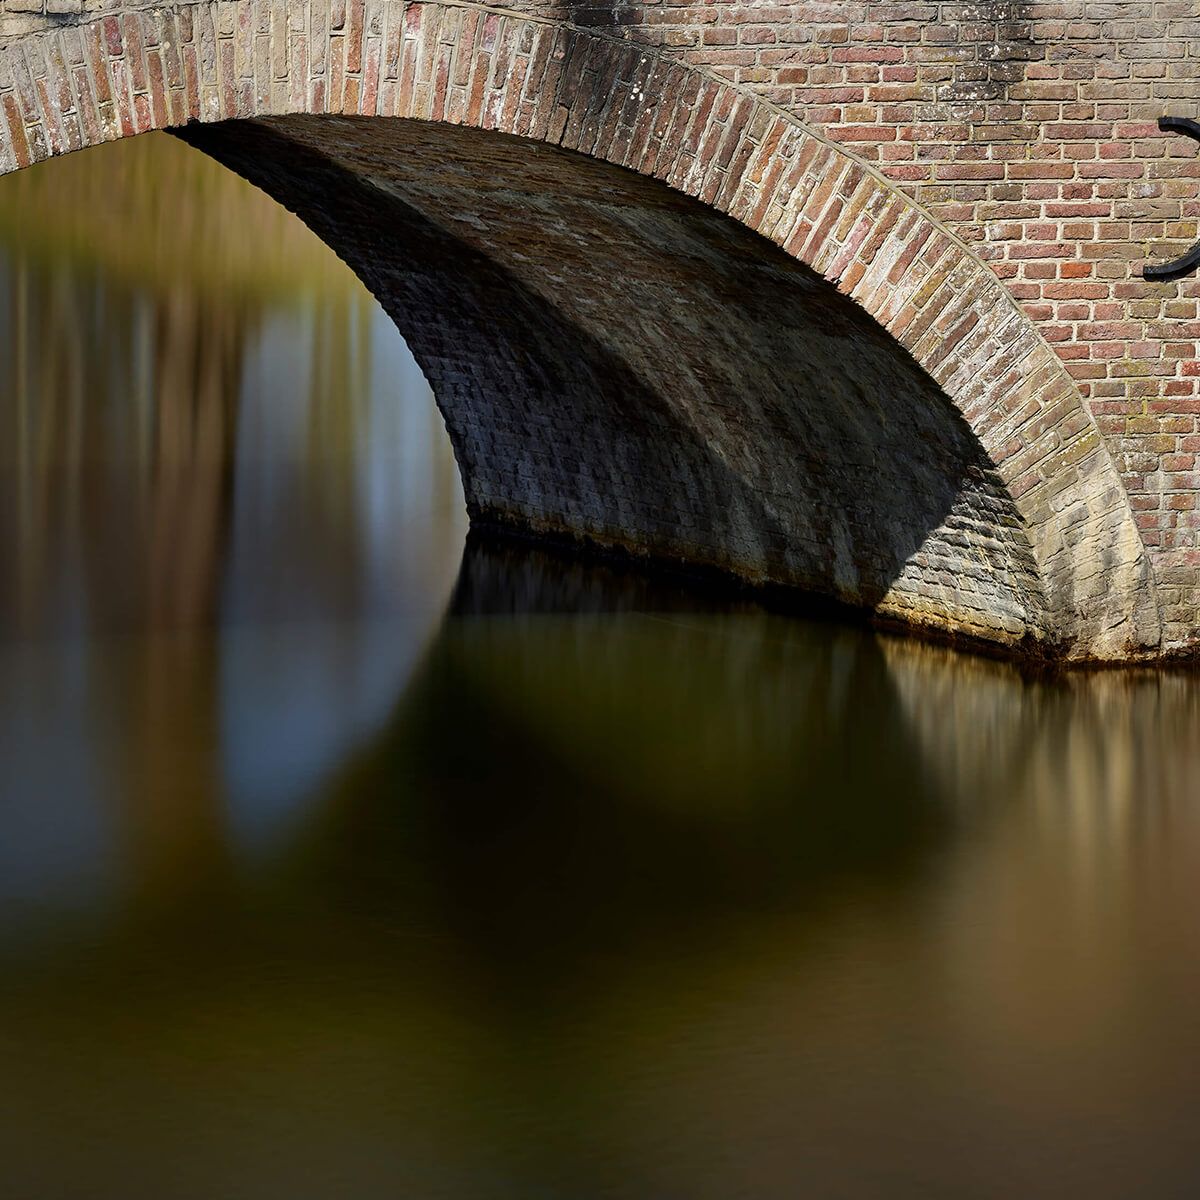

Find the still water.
xmin=3 ymin=134 xmax=1200 ymax=1199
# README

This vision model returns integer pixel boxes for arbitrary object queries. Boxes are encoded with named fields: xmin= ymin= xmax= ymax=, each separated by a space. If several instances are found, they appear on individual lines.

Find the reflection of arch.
xmin=0 ymin=0 xmax=1159 ymax=659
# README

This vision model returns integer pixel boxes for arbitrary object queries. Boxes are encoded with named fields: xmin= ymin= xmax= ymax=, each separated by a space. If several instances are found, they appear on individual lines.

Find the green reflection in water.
xmin=2 ymin=134 xmax=1200 ymax=1200
xmin=0 ymin=131 xmax=356 ymax=299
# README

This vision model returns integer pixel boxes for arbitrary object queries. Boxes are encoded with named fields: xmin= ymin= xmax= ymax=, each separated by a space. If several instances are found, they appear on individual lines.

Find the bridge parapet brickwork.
xmin=0 ymin=0 xmax=1195 ymax=660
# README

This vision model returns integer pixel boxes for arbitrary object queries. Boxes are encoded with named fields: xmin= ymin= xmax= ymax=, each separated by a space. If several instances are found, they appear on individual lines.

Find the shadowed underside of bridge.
xmin=0 ymin=1 xmax=1166 ymax=658
xmin=186 ymin=115 xmax=1048 ymax=650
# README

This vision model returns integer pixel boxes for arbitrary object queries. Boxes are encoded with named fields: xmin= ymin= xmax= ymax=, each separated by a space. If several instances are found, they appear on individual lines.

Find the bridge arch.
xmin=0 ymin=0 xmax=1160 ymax=658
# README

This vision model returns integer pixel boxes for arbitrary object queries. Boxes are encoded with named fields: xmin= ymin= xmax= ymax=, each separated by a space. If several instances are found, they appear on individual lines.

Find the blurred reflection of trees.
xmin=0 ymin=132 xmax=356 ymax=302
xmin=0 ymin=133 xmax=463 ymax=901
xmin=0 ymin=242 xmax=375 ymax=640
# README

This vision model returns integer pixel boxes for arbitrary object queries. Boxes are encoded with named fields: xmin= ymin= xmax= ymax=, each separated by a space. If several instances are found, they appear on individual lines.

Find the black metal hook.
xmin=1144 ymin=116 xmax=1200 ymax=281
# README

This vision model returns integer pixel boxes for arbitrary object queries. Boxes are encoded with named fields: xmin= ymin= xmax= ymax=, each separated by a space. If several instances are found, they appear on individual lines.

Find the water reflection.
xmin=0 ymin=133 xmax=467 ymax=919
xmin=4 ymin=134 xmax=1200 ymax=1199
xmin=6 ymin=537 xmax=1200 ymax=1197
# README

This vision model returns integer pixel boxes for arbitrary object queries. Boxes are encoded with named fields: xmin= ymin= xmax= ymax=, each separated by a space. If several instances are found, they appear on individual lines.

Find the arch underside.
xmin=182 ymin=116 xmax=1046 ymax=649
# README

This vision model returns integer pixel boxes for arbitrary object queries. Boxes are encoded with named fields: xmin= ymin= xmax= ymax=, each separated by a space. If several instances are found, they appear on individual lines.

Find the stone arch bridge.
xmin=1 ymin=0 xmax=1196 ymax=663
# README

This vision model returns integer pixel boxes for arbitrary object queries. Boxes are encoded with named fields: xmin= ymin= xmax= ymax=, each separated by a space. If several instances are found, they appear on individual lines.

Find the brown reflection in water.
xmin=0 ymin=132 xmax=388 ymax=641
xmin=3 ymin=251 xmax=249 ymax=899
xmin=5 ymin=542 xmax=1200 ymax=1198
xmin=136 ymin=289 xmax=239 ymax=895
xmin=882 ymin=639 xmax=1200 ymax=1145
xmin=0 ymin=132 xmax=463 ymax=908
xmin=144 ymin=291 xmax=241 ymax=632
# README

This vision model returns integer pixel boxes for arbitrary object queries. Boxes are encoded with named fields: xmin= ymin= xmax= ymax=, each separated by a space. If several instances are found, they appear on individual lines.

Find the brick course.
xmin=0 ymin=0 xmax=1181 ymax=658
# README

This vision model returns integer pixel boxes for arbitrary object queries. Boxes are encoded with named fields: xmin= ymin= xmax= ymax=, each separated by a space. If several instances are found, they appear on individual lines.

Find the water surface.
xmin=2 ymin=133 xmax=1200 ymax=1200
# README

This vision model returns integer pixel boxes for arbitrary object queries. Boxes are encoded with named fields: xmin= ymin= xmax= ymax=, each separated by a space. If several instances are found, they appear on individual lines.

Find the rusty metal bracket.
xmin=1145 ymin=116 xmax=1200 ymax=281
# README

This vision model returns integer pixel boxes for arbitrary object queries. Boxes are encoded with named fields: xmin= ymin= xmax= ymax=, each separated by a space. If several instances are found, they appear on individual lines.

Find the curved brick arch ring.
xmin=0 ymin=0 xmax=1160 ymax=659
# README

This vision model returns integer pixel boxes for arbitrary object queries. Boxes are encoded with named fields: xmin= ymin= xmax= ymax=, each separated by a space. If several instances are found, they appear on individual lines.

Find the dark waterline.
xmin=3 ymin=134 xmax=1200 ymax=1199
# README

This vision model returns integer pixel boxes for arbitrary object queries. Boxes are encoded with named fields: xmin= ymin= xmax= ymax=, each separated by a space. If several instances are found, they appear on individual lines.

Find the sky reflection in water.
xmin=1 ymin=133 xmax=1200 ymax=1200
